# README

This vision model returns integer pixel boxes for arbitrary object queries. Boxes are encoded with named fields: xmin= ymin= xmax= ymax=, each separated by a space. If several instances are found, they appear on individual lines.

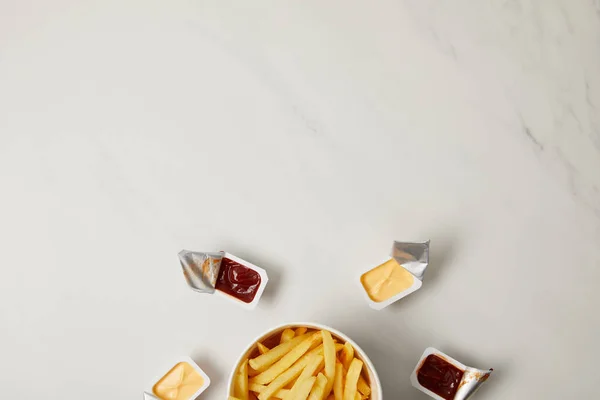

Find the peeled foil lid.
xmin=392 ymin=240 xmax=430 ymax=280
xmin=178 ymin=250 xmax=223 ymax=294
xmin=143 ymin=393 xmax=160 ymax=400
xmin=455 ymin=367 xmax=493 ymax=400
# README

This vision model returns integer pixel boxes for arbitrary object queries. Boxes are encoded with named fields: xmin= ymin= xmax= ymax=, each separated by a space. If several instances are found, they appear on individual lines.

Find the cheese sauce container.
xmin=178 ymin=250 xmax=268 ymax=310
xmin=143 ymin=356 xmax=211 ymax=400
xmin=359 ymin=241 xmax=430 ymax=310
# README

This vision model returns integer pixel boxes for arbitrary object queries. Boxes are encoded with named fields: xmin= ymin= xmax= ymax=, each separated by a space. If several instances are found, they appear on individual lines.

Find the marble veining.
xmin=402 ymin=0 xmax=600 ymax=231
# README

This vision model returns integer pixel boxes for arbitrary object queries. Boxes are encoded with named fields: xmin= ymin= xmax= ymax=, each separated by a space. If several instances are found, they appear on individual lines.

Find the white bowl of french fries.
xmin=228 ymin=322 xmax=381 ymax=400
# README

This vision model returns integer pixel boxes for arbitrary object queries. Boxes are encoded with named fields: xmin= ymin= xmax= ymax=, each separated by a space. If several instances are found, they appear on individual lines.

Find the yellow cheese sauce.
xmin=153 ymin=362 xmax=204 ymax=400
xmin=361 ymin=258 xmax=414 ymax=302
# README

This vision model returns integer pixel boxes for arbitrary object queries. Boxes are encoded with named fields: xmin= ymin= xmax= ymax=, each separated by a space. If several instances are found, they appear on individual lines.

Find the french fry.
xmin=250 ymin=334 xmax=310 ymax=372
xmin=249 ymin=382 xmax=267 ymax=393
xmin=333 ymin=362 xmax=344 ymax=400
xmin=287 ymin=353 xmax=324 ymax=396
xmin=289 ymin=376 xmax=316 ymax=400
xmin=242 ymin=328 xmax=371 ymax=400
xmin=253 ymin=333 xmax=323 ymax=385
xmin=235 ymin=359 xmax=249 ymax=400
xmin=257 ymin=344 xmax=326 ymax=400
xmin=300 ymin=354 xmax=325 ymax=381
xmin=343 ymin=359 xmax=363 ymax=400
xmin=295 ymin=327 xmax=308 ymax=336
xmin=322 ymin=330 xmax=336 ymax=398
xmin=307 ymin=373 xmax=328 ymax=400
xmin=357 ymin=375 xmax=371 ymax=397
xmin=292 ymin=343 xmax=342 ymax=400
xmin=341 ymin=343 xmax=354 ymax=371
xmin=248 ymin=382 xmax=289 ymax=399
xmin=257 ymin=342 xmax=270 ymax=355
xmin=281 ymin=328 xmax=296 ymax=343
xmin=316 ymin=365 xmax=325 ymax=376
xmin=249 ymin=365 xmax=261 ymax=377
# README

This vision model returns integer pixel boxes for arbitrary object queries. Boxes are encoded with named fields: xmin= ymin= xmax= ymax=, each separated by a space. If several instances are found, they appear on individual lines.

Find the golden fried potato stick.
xmin=295 ymin=327 xmax=308 ymax=336
xmin=287 ymin=353 xmax=324 ymax=396
xmin=253 ymin=333 xmax=323 ymax=385
xmin=357 ymin=375 xmax=370 ymax=397
xmin=333 ymin=362 xmax=344 ymax=400
xmin=321 ymin=330 xmax=336 ymax=398
xmin=257 ymin=342 xmax=270 ymax=355
xmin=248 ymin=382 xmax=289 ymax=399
xmin=289 ymin=376 xmax=316 ymax=400
xmin=249 ymin=364 xmax=261 ymax=377
xmin=341 ymin=343 xmax=354 ymax=371
xmin=250 ymin=334 xmax=310 ymax=372
xmin=235 ymin=359 xmax=249 ymax=400
xmin=307 ymin=373 xmax=328 ymax=400
xmin=343 ymin=359 xmax=363 ymax=400
xmin=281 ymin=328 xmax=296 ymax=343
xmin=257 ymin=344 xmax=325 ymax=400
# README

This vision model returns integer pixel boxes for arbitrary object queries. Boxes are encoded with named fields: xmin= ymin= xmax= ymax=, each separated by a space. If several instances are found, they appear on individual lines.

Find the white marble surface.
xmin=1 ymin=1 xmax=599 ymax=399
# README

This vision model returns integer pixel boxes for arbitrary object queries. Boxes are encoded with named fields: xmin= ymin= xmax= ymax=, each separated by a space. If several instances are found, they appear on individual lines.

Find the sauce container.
xmin=144 ymin=356 xmax=211 ymax=400
xmin=410 ymin=348 xmax=493 ymax=400
xmin=359 ymin=241 xmax=429 ymax=310
xmin=178 ymin=250 xmax=268 ymax=310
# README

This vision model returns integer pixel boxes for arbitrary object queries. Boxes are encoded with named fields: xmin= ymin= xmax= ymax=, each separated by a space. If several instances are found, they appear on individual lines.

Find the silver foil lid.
xmin=392 ymin=240 xmax=430 ymax=280
xmin=454 ymin=367 xmax=493 ymax=400
xmin=143 ymin=392 xmax=160 ymax=400
xmin=178 ymin=250 xmax=223 ymax=293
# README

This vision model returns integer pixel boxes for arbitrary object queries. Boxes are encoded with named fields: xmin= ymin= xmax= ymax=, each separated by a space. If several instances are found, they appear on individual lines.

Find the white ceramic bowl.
xmin=228 ymin=322 xmax=382 ymax=399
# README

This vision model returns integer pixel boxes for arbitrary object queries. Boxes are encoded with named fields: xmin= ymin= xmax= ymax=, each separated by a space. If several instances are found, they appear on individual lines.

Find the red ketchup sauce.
xmin=215 ymin=257 xmax=261 ymax=303
xmin=417 ymin=354 xmax=464 ymax=400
